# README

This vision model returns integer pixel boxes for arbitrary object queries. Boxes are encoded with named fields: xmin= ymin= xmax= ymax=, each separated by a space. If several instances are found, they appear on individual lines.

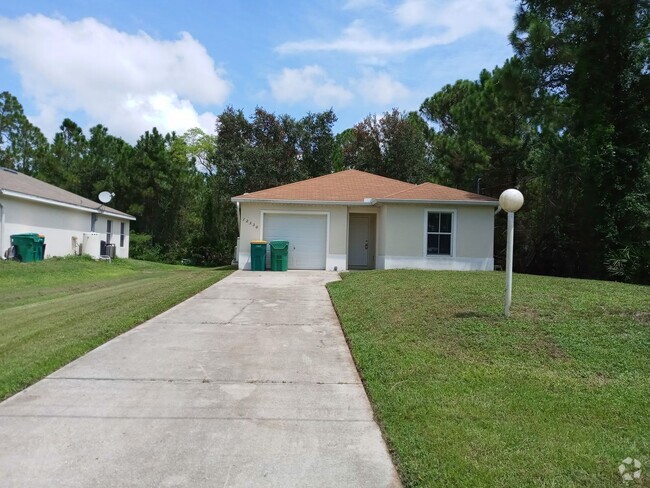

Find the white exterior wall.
xmin=237 ymin=202 xmax=348 ymax=271
xmin=0 ymin=195 xmax=131 ymax=259
xmin=376 ymin=204 xmax=495 ymax=271
xmin=95 ymin=215 xmax=130 ymax=258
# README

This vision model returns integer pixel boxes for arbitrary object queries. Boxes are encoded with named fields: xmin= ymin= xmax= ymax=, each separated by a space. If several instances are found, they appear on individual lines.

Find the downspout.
xmin=236 ymin=201 xmax=241 ymax=233
xmin=233 ymin=201 xmax=241 ymax=265
xmin=0 ymin=200 xmax=5 ymax=259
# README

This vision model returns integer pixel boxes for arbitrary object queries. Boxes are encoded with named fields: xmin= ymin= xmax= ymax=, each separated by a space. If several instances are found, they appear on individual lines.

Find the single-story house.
xmin=232 ymin=169 xmax=498 ymax=271
xmin=0 ymin=167 xmax=135 ymax=259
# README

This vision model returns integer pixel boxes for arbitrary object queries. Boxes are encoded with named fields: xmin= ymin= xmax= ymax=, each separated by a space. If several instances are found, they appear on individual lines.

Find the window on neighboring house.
xmin=106 ymin=220 xmax=112 ymax=244
xmin=426 ymin=212 xmax=453 ymax=256
xmin=120 ymin=222 xmax=125 ymax=247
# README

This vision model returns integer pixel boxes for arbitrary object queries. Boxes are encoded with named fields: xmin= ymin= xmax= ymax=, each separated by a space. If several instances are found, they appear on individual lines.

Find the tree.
xmin=247 ymin=107 xmax=300 ymax=190
xmin=297 ymin=109 xmax=337 ymax=178
xmin=0 ymin=91 xmax=48 ymax=175
xmin=343 ymin=109 xmax=430 ymax=183
xmin=116 ymin=128 xmax=202 ymax=258
xmin=212 ymin=106 xmax=252 ymax=197
xmin=8 ymin=122 xmax=49 ymax=176
xmin=420 ymin=60 xmax=542 ymax=271
xmin=41 ymin=118 xmax=88 ymax=192
xmin=77 ymin=125 xmax=131 ymax=200
xmin=183 ymin=127 xmax=218 ymax=175
xmin=212 ymin=106 xmax=304 ymax=194
xmin=511 ymin=0 xmax=650 ymax=282
xmin=0 ymin=91 xmax=26 ymax=169
xmin=332 ymin=128 xmax=355 ymax=172
xmin=420 ymin=59 xmax=537 ymax=193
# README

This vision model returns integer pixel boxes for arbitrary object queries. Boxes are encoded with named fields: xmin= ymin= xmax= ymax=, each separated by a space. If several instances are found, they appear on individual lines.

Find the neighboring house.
xmin=232 ymin=169 xmax=498 ymax=271
xmin=0 ymin=167 xmax=135 ymax=259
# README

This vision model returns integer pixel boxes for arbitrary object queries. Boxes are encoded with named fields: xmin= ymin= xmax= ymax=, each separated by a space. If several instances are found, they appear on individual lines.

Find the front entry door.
xmin=349 ymin=215 xmax=369 ymax=267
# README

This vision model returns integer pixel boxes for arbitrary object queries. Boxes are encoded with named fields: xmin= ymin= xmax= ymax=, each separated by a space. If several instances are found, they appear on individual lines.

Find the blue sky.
xmin=0 ymin=0 xmax=515 ymax=143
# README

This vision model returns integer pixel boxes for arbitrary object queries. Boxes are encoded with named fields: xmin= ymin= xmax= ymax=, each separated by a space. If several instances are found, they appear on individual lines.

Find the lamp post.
xmin=499 ymin=189 xmax=524 ymax=317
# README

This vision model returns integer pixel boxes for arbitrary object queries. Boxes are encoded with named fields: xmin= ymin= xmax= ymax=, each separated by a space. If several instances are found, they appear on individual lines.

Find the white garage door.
xmin=263 ymin=213 xmax=327 ymax=270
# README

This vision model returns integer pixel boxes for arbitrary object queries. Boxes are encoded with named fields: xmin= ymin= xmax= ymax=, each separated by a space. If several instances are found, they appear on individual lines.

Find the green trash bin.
xmin=250 ymin=240 xmax=267 ymax=271
xmin=269 ymin=240 xmax=289 ymax=271
xmin=10 ymin=233 xmax=45 ymax=263
xmin=36 ymin=234 xmax=45 ymax=260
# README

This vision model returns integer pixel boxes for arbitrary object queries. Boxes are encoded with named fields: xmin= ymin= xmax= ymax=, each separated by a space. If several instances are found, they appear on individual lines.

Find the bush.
xmin=128 ymin=232 xmax=164 ymax=262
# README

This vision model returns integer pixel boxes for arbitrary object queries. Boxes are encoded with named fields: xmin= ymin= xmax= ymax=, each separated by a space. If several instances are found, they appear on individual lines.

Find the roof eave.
xmin=231 ymin=197 xmax=375 ymax=206
xmin=375 ymin=198 xmax=499 ymax=206
xmin=0 ymin=189 xmax=137 ymax=220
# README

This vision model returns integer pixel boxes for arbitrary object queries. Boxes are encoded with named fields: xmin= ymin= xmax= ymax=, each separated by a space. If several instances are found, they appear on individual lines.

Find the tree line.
xmin=0 ymin=0 xmax=648 ymax=283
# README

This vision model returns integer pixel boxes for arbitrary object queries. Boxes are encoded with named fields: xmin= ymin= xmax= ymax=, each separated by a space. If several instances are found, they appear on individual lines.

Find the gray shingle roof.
xmin=0 ymin=167 xmax=135 ymax=220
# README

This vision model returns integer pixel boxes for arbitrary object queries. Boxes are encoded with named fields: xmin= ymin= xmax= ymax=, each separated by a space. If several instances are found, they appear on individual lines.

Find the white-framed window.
xmin=426 ymin=211 xmax=453 ymax=256
xmin=106 ymin=220 xmax=112 ymax=244
xmin=120 ymin=222 xmax=125 ymax=247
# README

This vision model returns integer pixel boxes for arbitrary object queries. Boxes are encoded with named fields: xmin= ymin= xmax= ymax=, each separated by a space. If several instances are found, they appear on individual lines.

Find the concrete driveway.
xmin=0 ymin=270 xmax=401 ymax=487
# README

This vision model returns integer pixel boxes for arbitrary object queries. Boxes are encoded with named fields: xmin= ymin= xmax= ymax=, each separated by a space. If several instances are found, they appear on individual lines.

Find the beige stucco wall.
xmin=455 ymin=206 xmax=495 ymax=258
xmin=236 ymin=201 xmax=495 ymax=271
xmin=377 ymin=206 xmax=386 ymax=256
xmin=95 ymin=215 xmax=130 ymax=258
xmin=238 ymin=202 xmax=348 ymax=270
xmin=378 ymin=203 xmax=495 ymax=270
xmin=0 ymin=195 xmax=131 ymax=259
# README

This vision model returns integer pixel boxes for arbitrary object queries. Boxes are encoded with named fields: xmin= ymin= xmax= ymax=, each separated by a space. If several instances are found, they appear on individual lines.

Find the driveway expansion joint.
xmin=46 ymin=377 xmax=362 ymax=385
xmin=0 ymin=414 xmax=376 ymax=423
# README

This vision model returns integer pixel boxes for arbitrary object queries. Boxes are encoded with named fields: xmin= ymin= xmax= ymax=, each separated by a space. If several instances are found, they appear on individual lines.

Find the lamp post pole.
xmin=499 ymin=189 xmax=524 ymax=318
xmin=504 ymin=211 xmax=515 ymax=317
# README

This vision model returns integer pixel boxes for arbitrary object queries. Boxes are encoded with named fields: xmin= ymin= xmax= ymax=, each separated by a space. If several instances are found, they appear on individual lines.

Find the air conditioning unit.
xmin=105 ymin=244 xmax=116 ymax=259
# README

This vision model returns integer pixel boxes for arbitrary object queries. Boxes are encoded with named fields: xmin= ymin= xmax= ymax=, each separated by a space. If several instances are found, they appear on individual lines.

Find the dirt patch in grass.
xmin=530 ymin=335 xmax=570 ymax=360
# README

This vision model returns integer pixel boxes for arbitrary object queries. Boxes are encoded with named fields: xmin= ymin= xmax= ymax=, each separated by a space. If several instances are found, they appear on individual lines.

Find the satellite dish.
xmin=98 ymin=191 xmax=114 ymax=204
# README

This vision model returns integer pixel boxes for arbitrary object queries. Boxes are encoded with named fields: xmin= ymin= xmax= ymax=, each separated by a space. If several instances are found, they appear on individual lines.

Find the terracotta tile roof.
xmin=380 ymin=182 xmax=498 ymax=202
xmin=234 ymin=169 xmax=415 ymax=202
xmin=0 ymin=167 xmax=135 ymax=219
xmin=233 ymin=169 xmax=496 ymax=204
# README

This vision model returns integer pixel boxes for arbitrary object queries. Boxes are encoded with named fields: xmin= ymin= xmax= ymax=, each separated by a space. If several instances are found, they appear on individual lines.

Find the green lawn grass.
xmin=327 ymin=270 xmax=650 ymax=487
xmin=0 ymin=256 xmax=232 ymax=400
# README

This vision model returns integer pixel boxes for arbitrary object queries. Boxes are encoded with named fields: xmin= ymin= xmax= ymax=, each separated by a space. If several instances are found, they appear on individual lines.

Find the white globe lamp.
xmin=500 ymin=188 xmax=524 ymax=317
xmin=499 ymin=189 xmax=524 ymax=213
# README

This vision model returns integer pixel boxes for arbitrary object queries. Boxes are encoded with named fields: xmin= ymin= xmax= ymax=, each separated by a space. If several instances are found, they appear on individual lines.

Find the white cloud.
xmin=269 ymin=65 xmax=353 ymax=107
xmin=355 ymin=71 xmax=410 ymax=104
xmin=276 ymin=0 xmax=515 ymax=56
xmin=395 ymin=0 xmax=515 ymax=37
xmin=0 ymin=14 xmax=230 ymax=142
xmin=276 ymin=20 xmax=447 ymax=55
xmin=269 ymin=65 xmax=410 ymax=108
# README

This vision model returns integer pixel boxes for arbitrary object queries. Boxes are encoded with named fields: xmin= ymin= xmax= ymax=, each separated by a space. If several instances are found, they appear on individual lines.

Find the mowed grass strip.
xmin=327 ymin=270 xmax=650 ymax=487
xmin=0 ymin=257 xmax=233 ymax=400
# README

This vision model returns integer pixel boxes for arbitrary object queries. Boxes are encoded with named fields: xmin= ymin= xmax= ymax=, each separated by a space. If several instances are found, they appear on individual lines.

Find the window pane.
xmin=440 ymin=213 xmax=452 ymax=233
xmin=427 ymin=234 xmax=439 ymax=255
xmin=427 ymin=212 xmax=439 ymax=233
xmin=439 ymin=234 xmax=451 ymax=255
